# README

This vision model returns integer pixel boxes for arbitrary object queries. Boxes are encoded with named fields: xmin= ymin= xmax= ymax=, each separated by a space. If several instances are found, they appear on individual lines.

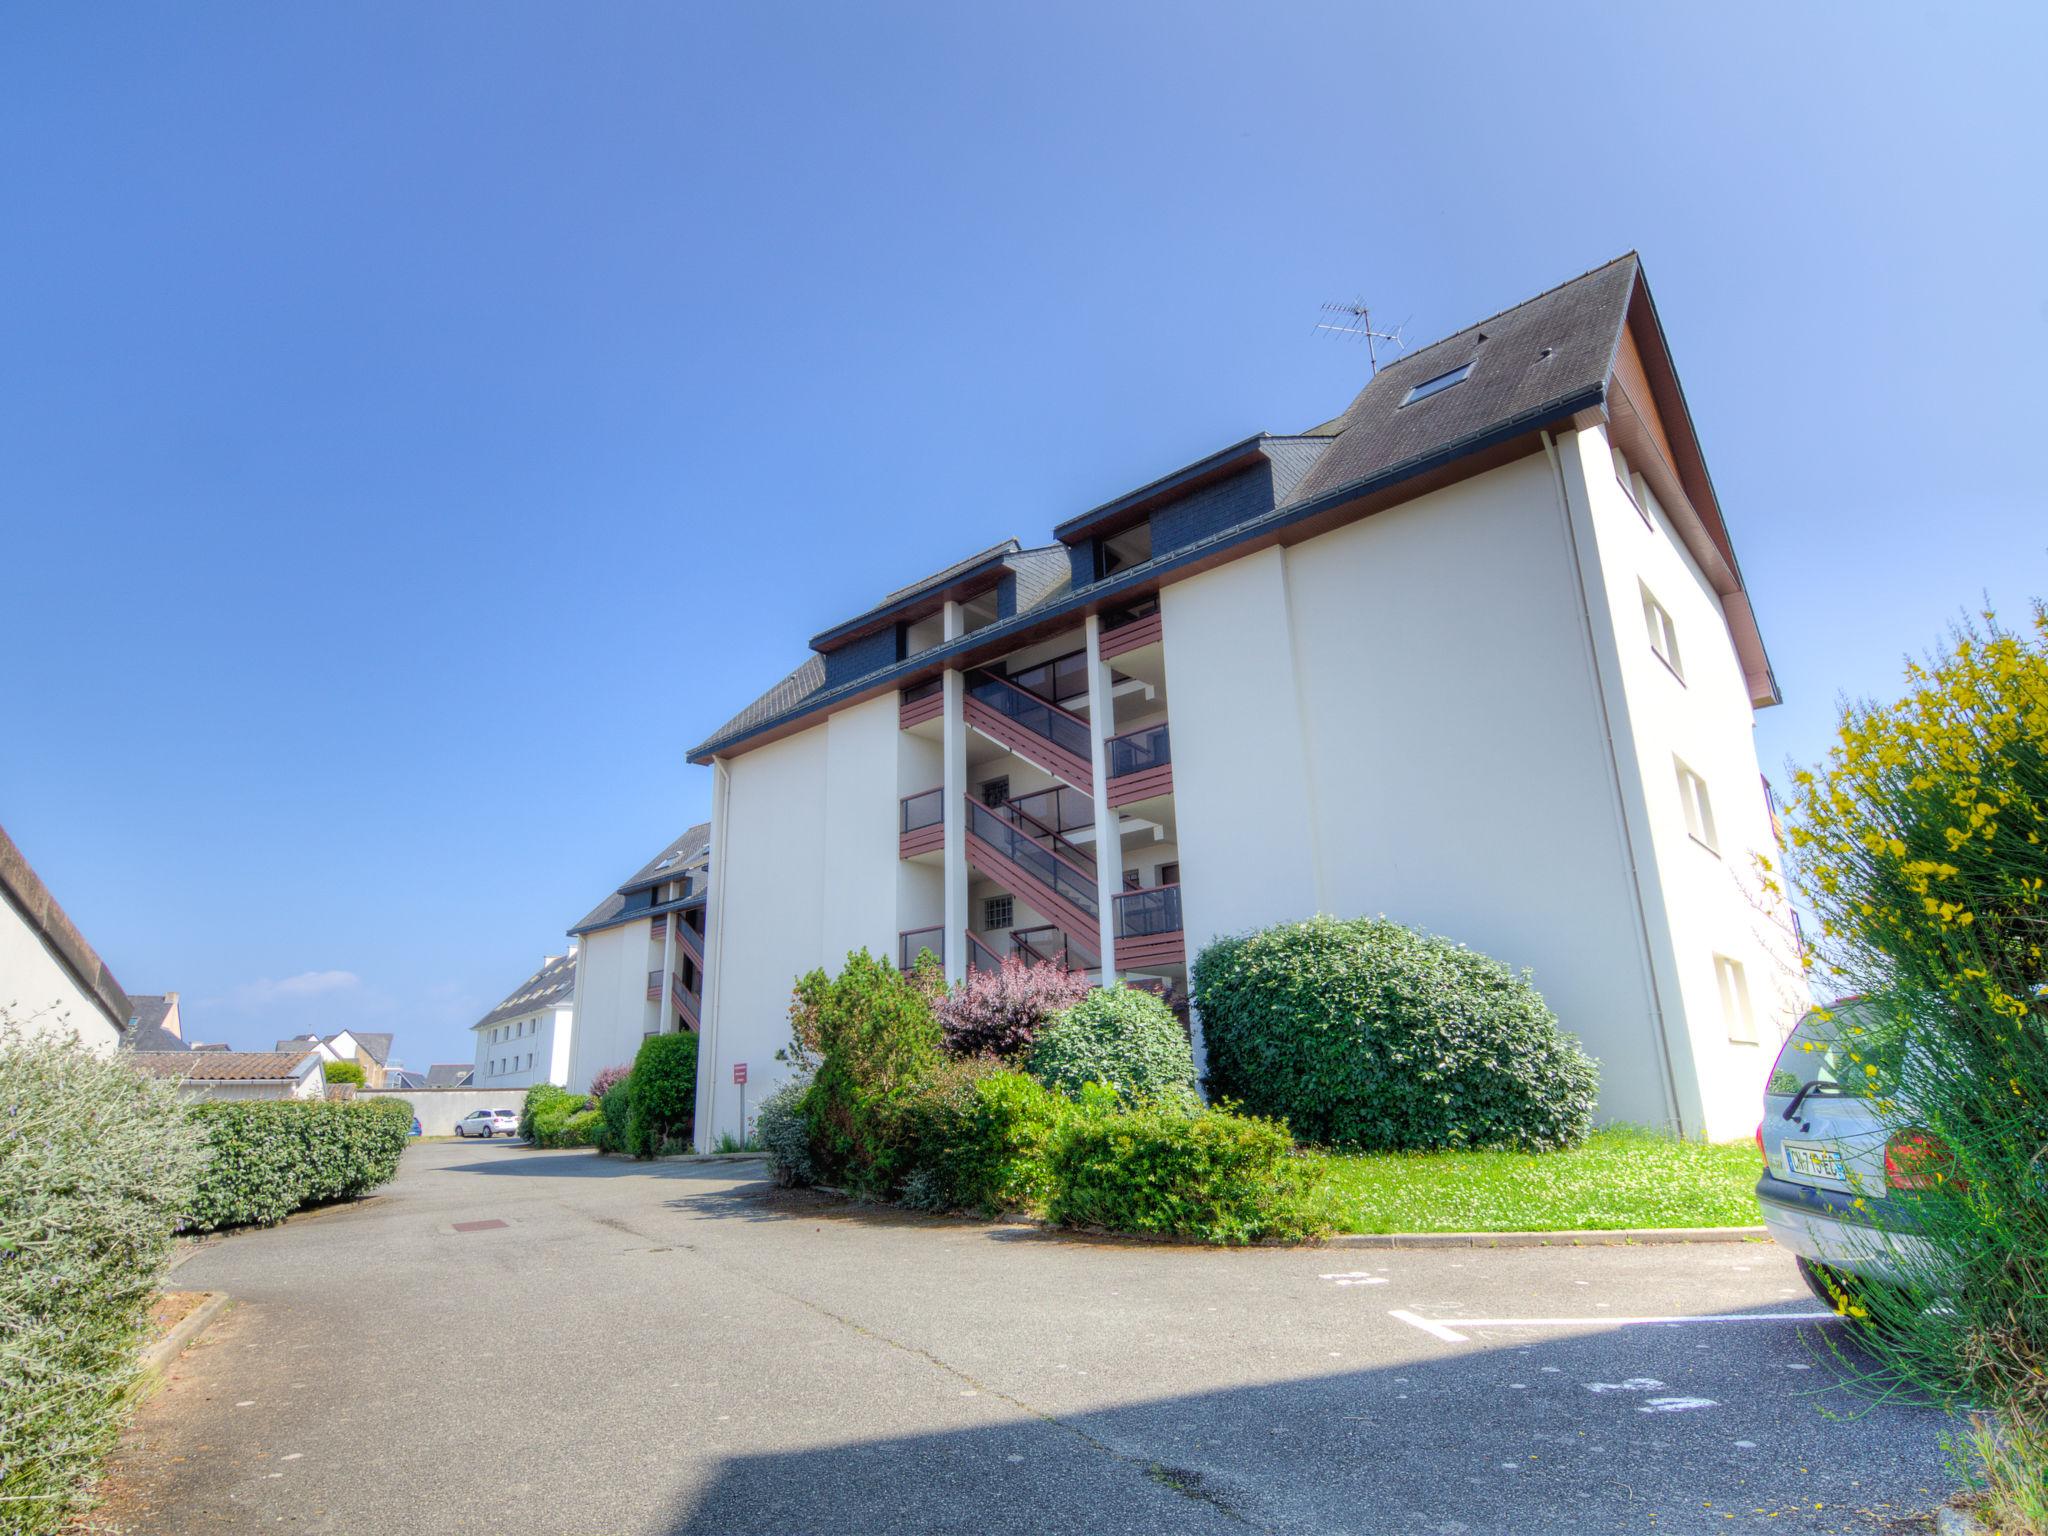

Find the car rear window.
xmin=1766 ymin=1007 xmax=1872 ymax=1098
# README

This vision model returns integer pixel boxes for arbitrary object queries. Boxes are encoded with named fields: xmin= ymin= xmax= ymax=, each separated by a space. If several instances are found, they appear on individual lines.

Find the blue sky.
xmin=4 ymin=3 xmax=2043 ymax=1069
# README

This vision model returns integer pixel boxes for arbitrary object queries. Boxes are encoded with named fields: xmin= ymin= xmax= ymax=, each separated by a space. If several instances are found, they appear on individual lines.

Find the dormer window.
xmin=1095 ymin=522 xmax=1152 ymax=581
xmin=1399 ymin=361 xmax=1473 ymax=407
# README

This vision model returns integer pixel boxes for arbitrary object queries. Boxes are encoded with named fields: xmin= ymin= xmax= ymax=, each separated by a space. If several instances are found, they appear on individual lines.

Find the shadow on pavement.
xmin=429 ymin=1150 xmax=769 ymax=1181
xmin=654 ymin=1316 xmax=1945 ymax=1536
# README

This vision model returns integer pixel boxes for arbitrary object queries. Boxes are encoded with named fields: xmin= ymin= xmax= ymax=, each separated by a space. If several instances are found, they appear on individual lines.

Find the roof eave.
xmin=688 ymin=388 xmax=1603 ymax=764
xmin=1051 ymin=433 xmax=1269 ymax=546
xmin=806 ymin=550 xmax=1015 ymax=654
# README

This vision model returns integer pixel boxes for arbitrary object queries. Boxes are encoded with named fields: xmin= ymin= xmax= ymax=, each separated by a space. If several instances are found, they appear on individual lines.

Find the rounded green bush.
xmin=519 ymin=1082 xmax=577 ymax=1142
xmin=626 ymin=1032 xmax=699 ymax=1157
xmin=596 ymin=1076 xmax=634 ymax=1154
xmin=1027 ymin=987 xmax=1198 ymax=1107
xmin=902 ymin=1062 xmax=1070 ymax=1215
xmin=1192 ymin=915 xmax=1597 ymax=1152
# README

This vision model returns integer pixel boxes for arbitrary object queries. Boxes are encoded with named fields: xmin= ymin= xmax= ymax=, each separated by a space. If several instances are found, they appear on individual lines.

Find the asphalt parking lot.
xmin=100 ymin=1140 xmax=1950 ymax=1536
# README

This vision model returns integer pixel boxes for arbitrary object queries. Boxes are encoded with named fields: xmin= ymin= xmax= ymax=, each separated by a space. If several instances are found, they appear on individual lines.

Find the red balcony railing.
xmin=898 ymin=926 xmax=945 ymax=972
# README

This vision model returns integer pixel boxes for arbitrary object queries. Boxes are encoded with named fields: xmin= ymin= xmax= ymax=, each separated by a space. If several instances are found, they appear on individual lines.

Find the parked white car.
xmin=1755 ymin=999 xmax=1933 ymax=1302
xmin=455 ymin=1108 xmax=520 ymax=1139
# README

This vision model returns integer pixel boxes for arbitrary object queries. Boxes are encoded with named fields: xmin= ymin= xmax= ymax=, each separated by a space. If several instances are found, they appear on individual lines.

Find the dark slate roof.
xmin=425 ymin=1063 xmax=475 ymax=1088
xmin=472 ymin=953 xmax=577 ymax=1032
xmin=1286 ymin=254 xmax=1636 ymax=509
xmin=690 ymin=255 xmax=1661 ymax=764
xmin=569 ymin=822 xmax=713 ymax=934
xmin=385 ymin=1069 xmax=429 ymax=1090
xmin=0 ymin=821 xmax=131 ymax=1036
xmin=348 ymin=1031 xmax=394 ymax=1065
xmin=275 ymin=1034 xmax=325 ymax=1054
xmin=129 ymin=1050 xmax=319 ymax=1083
xmin=123 ymin=994 xmax=188 ymax=1052
xmin=1006 ymin=544 xmax=1073 ymax=614
xmin=809 ymin=539 xmax=1021 ymax=651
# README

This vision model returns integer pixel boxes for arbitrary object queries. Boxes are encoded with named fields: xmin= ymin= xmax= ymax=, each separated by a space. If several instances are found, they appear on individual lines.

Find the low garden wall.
xmin=361 ymin=1085 xmax=531 ymax=1136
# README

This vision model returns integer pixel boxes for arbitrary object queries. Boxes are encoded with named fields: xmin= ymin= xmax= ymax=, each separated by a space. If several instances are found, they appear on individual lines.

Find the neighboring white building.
xmin=0 ymin=820 xmax=134 ymax=1055
xmin=562 ymin=826 xmax=711 ymax=1093
xmin=471 ymin=953 xmax=577 ymax=1089
xmin=128 ymin=1049 xmax=326 ymax=1100
xmin=685 ymin=254 xmax=1806 ymax=1148
xmin=273 ymin=1028 xmax=398 ymax=1087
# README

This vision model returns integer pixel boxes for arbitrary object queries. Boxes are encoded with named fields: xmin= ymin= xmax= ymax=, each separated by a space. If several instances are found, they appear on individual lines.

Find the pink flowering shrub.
xmin=588 ymin=1064 xmax=631 ymax=1100
xmin=936 ymin=956 xmax=1092 ymax=1059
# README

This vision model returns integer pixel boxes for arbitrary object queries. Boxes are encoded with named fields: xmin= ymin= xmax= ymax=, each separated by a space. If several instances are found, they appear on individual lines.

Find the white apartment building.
xmin=562 ymin=825 xmax=711 ymax=1093
xmin=470 ymin=953 xmax=576 ymax=1089
xmin=686 ymin=255 xmax=1805 ymax=1148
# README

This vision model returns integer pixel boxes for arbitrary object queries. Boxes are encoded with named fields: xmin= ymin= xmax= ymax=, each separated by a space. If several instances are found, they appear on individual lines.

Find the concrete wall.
xmin=361 ymin=1085 xmax=533 ymax=1137
xmin=0 ymin=893 xmax=124 ymax=1055
xmin=1161 ymin=445 xmax=1762 ymax=1134
xmin=1566 ymin=426 xmax=1807 ymax=1138
xmin=698 ymin=694 xmax=902 ymax=1148
xmin=566 ymin=921 xmax=657 ymax=1092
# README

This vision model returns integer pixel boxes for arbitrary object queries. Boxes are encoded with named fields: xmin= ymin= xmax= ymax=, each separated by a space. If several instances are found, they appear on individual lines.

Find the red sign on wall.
xmin=733 ymin=1062 xmax=748 ymax=1085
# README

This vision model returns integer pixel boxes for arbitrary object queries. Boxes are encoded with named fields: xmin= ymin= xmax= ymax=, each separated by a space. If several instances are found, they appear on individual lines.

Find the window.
xmin=1715 ymin=955 xmax=1756 ymax=1044
xmin=1676 ymin=760 xmax=1718 ymax=852
xmin=983 ymin=895 xmax=1013 ymax=930
xmin=1095 ymin=523 xmax=1153 ymax=581
xmin=1642 ymin=585 xmax=1683 ymax=680
xmin=1612 ymin=445 xmax=1653 ymax=527
xmin=980 ymin=777 xmax=1010 ymax=808
xmin=1399 ymin=361 xmax=1472 ymax=407
xmin=1159 ymin=862 xmax=1180 ymax=886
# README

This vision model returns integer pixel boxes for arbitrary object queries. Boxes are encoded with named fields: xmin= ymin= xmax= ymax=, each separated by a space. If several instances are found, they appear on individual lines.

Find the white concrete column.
xmin=693 ymin=757 xmax=732 ymax=1152
xmin=658 ymin=906 xmax=676 ymax=1032
xmin=941 ymin=663 xmax=968 ymax=985
xmin=1084 ymin=615 xmax=1119 ymax=985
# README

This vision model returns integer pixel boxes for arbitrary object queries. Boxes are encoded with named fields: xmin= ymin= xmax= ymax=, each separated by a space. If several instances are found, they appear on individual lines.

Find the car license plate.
xmin=1783 ymin=1142 xmax=1843 ymax=1181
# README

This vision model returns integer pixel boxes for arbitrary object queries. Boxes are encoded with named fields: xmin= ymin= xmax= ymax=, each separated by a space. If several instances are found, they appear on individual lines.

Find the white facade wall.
xmin=473 ymin=1004 xmax=574 ymax=1090
xmin=566 ymin=923 xmax=656 ymax=1091
xmin=1563 ymin=427 xmax=1807 ymax=1137
xmin=698 ymin=695 xmax=901 ymax=1148
xmin=0 ymin=895 xmax=125 ymax=1055
xmin=1161 ymin=444 xmax=1783 ymax=1136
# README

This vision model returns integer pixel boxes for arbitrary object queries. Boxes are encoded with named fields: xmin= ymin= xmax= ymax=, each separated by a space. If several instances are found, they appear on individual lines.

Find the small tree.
xmin=934 ymin=955 xmax=1091 ymax=1059
xmin=322 ymin=1059 xmax=365 ymax=1086
xmin=787 ymin=949 xmax=943 ymax=1196
xmin=588 ymin=1064 xmax=630 ymax=1100
xmin=1029 ymin=987 xmax=1198 ymax=1107
xmin=626 ymin=1033 xmax=699 ymax=1157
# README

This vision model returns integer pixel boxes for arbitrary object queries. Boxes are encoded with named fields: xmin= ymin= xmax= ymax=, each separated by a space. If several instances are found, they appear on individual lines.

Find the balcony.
xmin=966 ymin=924 xmax=1088 ymax=974
xmin=1099 ymin=599 xmax=1162 ymax=661
xmin=899 ymin=925 xmax=945 ymax=972
xmin=899 ymin=676 xmax=943 ymax=730
xmin=1105 ymin=722 xmax=1171 ymax=808
xmin=1113 ymin=882 xmax=1184 ymax=968
xmin=900 ymin=787 xmax=944 ymax=858
xmin=965 ymin=795 xmax=1100 ymax=936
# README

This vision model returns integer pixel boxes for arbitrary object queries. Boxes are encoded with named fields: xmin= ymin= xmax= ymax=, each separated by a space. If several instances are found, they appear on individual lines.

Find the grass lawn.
xmin=1306 ymin=1126 xmax=1764 ymax=1233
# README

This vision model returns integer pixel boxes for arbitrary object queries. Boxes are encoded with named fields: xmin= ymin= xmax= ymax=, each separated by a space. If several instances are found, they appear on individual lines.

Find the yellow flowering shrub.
xmin=1785 ymin=604 xmax=2048 ymax=1530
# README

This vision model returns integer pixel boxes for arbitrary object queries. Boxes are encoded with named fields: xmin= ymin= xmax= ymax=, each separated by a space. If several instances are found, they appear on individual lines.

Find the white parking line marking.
xmin=1390 ymin=1310 xmax=1836 ymax=1343
xmin=1638 ymin=1396 xmax=1719 ymax=1413
xmin=1388 ymin=1309 xmax=1469 ymax=1343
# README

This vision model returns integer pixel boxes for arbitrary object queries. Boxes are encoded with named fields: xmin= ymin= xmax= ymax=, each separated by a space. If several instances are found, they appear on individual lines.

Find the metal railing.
xmin=901 ymin=677 xmax=942 ymax=704
xmin=967 ymin=798 xmax=1099 ymax=919
xmin=900 ymin=787 xmax=944 ymax=833
xmin=1004 ymin=649 xmax=1091 ymax=707
xmin=966 ymin=931 xmax=1007 ymax=974
xmin=1008 ymin=784 xmax=1093 ymax=837
xmin=1113 ymin=884 xmax=1182 ymax=939
xmin=1009 ymin=924 xmax=1083 ymax=970
xmin=1101 ymin=597 xmax=1160 ymax=633
xmin=1106 ymin=722 xmax=1170 ymax=778
xmin=645 ymin=969 xmax=663 ymax=1001
xmin=965 ymin=670 xmax=1092 ymax=762
xmin=898 ymin=926 xmax=945 ymax=971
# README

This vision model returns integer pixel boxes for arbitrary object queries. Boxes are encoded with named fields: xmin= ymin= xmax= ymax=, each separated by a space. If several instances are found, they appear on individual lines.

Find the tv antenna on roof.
xmin=1315 ymin=299 xmax=1407 ymax=374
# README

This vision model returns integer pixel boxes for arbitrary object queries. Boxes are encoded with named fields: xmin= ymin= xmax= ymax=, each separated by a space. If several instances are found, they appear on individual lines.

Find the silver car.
xmin=1755 ymin=999 xmax=1932 ymax=1303
xmin=455 ymin=1108 xmax=520 ymax=1139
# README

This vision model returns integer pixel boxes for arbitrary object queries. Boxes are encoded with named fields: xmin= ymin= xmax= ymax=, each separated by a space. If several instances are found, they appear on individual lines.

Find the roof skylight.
xmin=1399 ymin=361 xmax=1473 ymax=407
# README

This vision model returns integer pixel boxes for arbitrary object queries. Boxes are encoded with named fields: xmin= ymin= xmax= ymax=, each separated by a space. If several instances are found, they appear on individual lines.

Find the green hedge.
xmin=1028 ymin=988 xmax=1198 ymax=1107
xmin=0 ymin=1031 xmax=204 ymax=1535
xmin=559 ymin=1106 xmax=603 ymax=1147
xmin=529 ymin=1088 xmax=596 ymax=1148
xmin=1193 ymin=915 xmax=1598 ymax=1152
xmin=1045 ymin=1099 xmax=1328 ymax=1244
xmin=626 ymin=1032 xmax=698 ymax=1157
xmin=790 ymin=950 xmax=942 ymax=1197
xmin=184 ymin=1097 xmax=413 ymax=1231
xmin=520 ymin=1083 xmax=580 ymax=1144
xmin=901 ymin=1064 xmax=1070 ymax=1217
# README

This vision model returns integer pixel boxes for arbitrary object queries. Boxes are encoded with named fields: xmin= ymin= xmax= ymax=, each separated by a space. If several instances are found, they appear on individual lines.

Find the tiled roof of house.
xmin=123 ymin=994 xmax=187 ymax=1052
xmin=128 ymin=1050 xmax=318 ymax=1083
xmin=472 ymin=953 xmax=578 ymax=1032
xmin=0 ymin=821 xmax=131 ymax=1036
xmin=690 ymin=254 xmax=1678 ymax=764
xmin=569 ymin=823 xmax=712 ymax=934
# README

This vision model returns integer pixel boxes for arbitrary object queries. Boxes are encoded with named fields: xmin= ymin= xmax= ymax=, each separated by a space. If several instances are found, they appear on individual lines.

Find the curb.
xmin=1323 ymin=1225 xmax=1769 ymax=1250
xmin=652 ymin=1152 xmax=768 ymax=1164
xmin=137 ymin=1291 xmax=230 ymax=1389
xmin=1936 ymin=1499 xmax=1993 ymax=1536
